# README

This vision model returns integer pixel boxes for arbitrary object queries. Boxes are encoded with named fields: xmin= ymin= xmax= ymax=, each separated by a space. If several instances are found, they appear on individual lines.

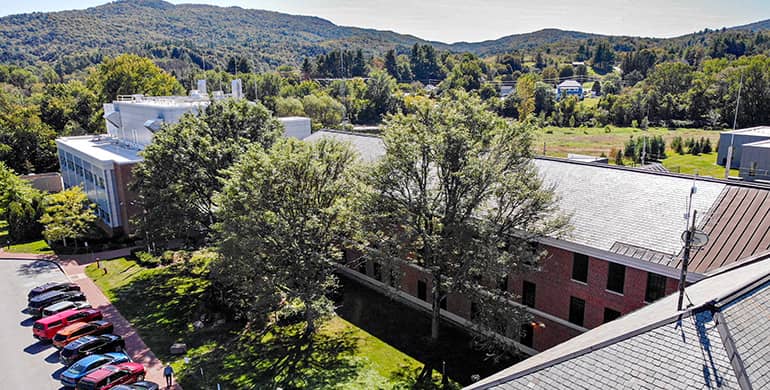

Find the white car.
xmin=41 ymin=300 xmax=92 ymax=318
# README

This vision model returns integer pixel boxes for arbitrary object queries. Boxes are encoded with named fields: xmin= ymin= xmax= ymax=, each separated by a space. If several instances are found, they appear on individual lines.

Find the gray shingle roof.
xmin=721 ymin=281 xmax=770 ymax=388
xmin=533 ymin=159 xmax=725 ymax=259
xmin=303 ymin=129 xmax=385 ymax=163
xmin=466 ymin=253 xmax=770 ymax=390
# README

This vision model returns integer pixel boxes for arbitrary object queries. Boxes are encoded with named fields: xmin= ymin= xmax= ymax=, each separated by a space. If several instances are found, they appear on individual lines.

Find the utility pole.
xmin=677 ymin=209 xmax=696 ymax=311
xmin=725 ymin=74 xmax=743 ymax=179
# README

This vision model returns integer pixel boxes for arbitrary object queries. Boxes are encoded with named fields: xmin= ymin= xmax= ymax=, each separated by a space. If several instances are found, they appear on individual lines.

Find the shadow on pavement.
xmin=51 ymin=366 xmax=66 ymax=380
xmin=16 ymin=260 xmax=60 ymax=277
xmin=24 ymin=340 xmax=52 ymax=355
xmin=45 ymin=349 xmax=60 ymax=364
xmin=20 ymin=317 xmax=35 ymax=327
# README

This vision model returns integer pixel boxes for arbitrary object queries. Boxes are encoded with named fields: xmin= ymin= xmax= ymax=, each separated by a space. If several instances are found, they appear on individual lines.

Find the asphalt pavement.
xmin=0 ymin=259 xmax=71 ymax=389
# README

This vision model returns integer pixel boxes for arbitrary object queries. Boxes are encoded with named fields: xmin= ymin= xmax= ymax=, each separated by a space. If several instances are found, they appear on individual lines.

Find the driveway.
xmin=0 ymin=259 xmax=70 ymax=389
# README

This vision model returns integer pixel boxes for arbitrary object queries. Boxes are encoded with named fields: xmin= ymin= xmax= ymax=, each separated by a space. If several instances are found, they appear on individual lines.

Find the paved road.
xmin=0 ymin=260 xmax=70 ymax=389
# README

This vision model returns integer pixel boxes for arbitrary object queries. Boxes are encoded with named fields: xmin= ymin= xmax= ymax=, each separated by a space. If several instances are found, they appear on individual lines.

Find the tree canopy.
xmin=362 ymin=91 xmax=569 ymax=355
xmin=87 ymin=54 xmax=184 ymax=102
xmin=39 ymin=186 xmax=96 ymax=247
xmin=214 ymin=138 xmax=363 ymax=335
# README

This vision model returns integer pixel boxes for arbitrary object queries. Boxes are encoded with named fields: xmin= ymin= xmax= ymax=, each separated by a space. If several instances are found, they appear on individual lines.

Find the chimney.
xmin=197 ymin=80 xmax=207 ymax=95
xmin=231 ymin=79 xmax=243 ymax=100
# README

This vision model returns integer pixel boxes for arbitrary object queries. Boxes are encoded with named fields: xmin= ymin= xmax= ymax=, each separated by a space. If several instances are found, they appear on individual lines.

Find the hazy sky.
xmin=2 ymin=0 xmax=769 ymax=43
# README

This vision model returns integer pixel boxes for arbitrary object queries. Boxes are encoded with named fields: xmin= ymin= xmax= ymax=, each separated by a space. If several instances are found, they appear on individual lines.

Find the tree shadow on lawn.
xmin=180 ymin=323 xmax=362 ymax=389
xmin=108 ymin=262 xmax=362 ymax=388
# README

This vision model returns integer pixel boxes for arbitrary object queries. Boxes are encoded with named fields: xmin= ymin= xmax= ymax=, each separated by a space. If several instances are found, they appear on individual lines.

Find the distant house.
xmin=499 ymin=85 xmax=515 ymax=98
xmin=556 ymin=80 xmax=583 ymax=99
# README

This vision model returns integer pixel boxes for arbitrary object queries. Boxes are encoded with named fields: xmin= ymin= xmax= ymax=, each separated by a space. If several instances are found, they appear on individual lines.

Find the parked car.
xmin=53 ymin=320 xmax=114 ymax=349
xmin=59 ymin=352 xmax=131 ymax=388
xmin=28 ymin=282 xmax=80 ymax=300
xmin=112 ymin=381 xmax=159 ymax=390
xmin=33 ymin=308 xmax=103 ymax=341
xmin=76 ymin=362 xmax=145 ymax=390
xmin=27 ymin=290 xmax=87 ymax=317
xmin=42 ymin=300 xmax=92 ymax=318
xmin=60 ymin=334 xmax=125 ymax=366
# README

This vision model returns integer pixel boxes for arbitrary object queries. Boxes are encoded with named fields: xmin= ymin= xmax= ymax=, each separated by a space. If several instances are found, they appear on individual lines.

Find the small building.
xmin=556 ymin=80 xmax=583 ymax=99
xmin=716 ymin=125 xmax=770 ymax=168
xmin=738 ymin=139 xmax=770 ymax=181
xmin=20 ymin=172 xmax=63 ymax=193
xmin=499 ymin=85 xmax=515 ymax=98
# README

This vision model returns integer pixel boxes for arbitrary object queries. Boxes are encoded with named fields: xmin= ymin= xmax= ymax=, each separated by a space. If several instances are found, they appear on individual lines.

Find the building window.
xmin=520 ymin=323 xmax=533 ymax=348
xmin=604 ymin=308 xmax=621 ymax=323
xmin=522 ymin=281 xmax=536 ymax=308
xmin=606 ymin=263 xmax=626 ymax=294
xmin=572 ymin=253 xmax=589 ymax=283
xmin=417 ymin=280 xmax=427 ymax=301
xmin=645 ymin=273 xmax=667 ymax=303
xmin=569 ymin=296 xmax=585 ymax=326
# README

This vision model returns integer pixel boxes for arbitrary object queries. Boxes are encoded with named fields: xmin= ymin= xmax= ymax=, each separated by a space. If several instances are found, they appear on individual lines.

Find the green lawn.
xmin=86 ymin=254 xmax=444 ymax=389
xmin=536 ymin=126 xmax=732 ymax=178
xmin=0 ymin=220 xmax=53 ymax=254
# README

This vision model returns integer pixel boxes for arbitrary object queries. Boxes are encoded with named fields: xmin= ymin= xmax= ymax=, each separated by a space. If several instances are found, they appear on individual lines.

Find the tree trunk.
xmin=303 ymin=302 xmax=316 ymax=339
xmin=431 ymin=272 xmax=441 ymax=341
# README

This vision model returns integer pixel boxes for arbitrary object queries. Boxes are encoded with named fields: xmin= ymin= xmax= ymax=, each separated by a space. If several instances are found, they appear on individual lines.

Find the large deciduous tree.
xmin=0 ymin=162 xmax=45 ymax=242
xmin=87 ymin=54 xmax=184 ymax=103
xmin=39 ymin=186 xmax=96 ymax=247
xmin=0 ymin=90 xmax=58 ymax=174
xmin=214 ymin=138 xmax=362 ymax=336
xmin=132 ymin=99 xmax=282 ymax=245
xmin=363 ymin=91 xmax=568 ymax=355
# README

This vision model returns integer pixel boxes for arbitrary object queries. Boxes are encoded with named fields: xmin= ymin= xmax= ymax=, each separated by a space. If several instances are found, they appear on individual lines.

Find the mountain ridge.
xmin=1 ymin=0 xmax=769 ymax=70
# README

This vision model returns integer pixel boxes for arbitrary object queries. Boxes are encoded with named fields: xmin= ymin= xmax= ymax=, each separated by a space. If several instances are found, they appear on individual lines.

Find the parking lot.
xmin=0 ymin=259 xmax=72 ymax=389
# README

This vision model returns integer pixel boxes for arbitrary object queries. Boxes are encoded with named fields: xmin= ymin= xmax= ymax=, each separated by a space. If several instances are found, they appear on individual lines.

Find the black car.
xmin=59 ymin=334 xmax=125 ymax=366
xmin=112 ymin=381 xmax=160 ymax=390
xmin=27 ymin=290 xmax=87 ymax=317
xmin=27 ymin=282 xmax=81 ymax=300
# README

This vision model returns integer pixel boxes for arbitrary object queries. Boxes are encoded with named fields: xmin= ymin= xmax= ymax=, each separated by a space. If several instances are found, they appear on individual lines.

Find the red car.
xmin=33 ymin=308 xmax=102 ymax=341
xmin=76 ymin=362 xmax=146 ymax=390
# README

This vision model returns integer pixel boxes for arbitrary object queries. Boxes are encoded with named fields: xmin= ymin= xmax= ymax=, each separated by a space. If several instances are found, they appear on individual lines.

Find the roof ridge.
xmin=315 ymin=128 xmax=382 ymax=139
xmin=473 ymin=309 xmax=702 ymax=388
xmin=535 ymin=156 xmax=770 ymax=191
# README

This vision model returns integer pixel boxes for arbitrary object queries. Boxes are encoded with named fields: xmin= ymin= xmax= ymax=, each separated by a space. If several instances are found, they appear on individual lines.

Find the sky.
xmin=2 ymin=0 xmax=770 ymax=43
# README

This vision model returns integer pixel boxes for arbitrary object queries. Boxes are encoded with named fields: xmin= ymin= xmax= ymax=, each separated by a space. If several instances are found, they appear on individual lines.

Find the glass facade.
xmin=58 ymin=150 xmax=118 ymax=227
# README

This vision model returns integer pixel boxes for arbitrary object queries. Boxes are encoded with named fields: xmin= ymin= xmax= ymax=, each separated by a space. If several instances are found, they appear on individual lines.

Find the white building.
xmin=56 ymin=80 xmax=312 ymax=234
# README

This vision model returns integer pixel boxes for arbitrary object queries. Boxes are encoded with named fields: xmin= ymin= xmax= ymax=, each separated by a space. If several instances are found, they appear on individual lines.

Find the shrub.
xmin=135 ymin=251 xmax=160 ymax=268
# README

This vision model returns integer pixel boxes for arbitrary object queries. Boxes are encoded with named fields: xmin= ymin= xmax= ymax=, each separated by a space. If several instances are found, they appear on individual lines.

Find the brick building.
xmin=309 ymin=130 xmax=770 ymax=355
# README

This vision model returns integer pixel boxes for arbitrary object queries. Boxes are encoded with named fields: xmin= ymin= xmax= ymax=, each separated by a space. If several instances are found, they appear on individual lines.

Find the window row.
xmin=571 ymin=253 xmax=668 ymax=302
xmin=568 ymin=296 xmax=621 ymax=327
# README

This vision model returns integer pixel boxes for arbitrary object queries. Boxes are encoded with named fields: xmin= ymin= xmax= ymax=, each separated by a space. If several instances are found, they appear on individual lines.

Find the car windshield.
xmin=77 ymin=381 xmax=97 ymax=390
xmin=53 ymin=334 xmax=67 ymax=342
xmin=33 ymin=323 xmax=44 ymax=330
xmin=60 ymin=348 xmax=75 ymax=357
xmin=69 ymin=361 xmax=88 ymax=372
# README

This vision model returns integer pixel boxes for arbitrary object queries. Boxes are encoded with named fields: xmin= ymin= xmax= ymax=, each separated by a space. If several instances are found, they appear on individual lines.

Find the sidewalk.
xmin=0 ymin=248 xmax=180 ymax=389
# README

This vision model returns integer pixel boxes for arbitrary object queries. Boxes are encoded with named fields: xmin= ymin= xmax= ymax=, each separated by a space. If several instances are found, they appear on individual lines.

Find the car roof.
xmin=58 ymin=321 xmax=89 ymax=335
xmin=83 ymin=362 xmax=142 ymax=381
xmin=45 ymin=301 xmax=75 ymax=310
xmin=30 ymin=289 xmax=68 ymax=302
xmin=63 ymin=335 xmax=98 ymax=350
xmin=71 ymin=353 xmax=111 ymax=367
xmin=36 ymin=308 xmax=81 ymax=325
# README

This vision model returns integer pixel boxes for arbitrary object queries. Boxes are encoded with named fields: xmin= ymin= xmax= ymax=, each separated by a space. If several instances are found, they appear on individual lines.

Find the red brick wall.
xmin=509 ymin=245 xmax=679 ymax=331
xmin=343 ymin=243 xmax=679 ymax=352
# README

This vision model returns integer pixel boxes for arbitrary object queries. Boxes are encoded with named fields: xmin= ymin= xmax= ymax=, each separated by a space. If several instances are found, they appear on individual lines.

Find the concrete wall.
xmin=739 ymin=144 xmax=770 ymax=181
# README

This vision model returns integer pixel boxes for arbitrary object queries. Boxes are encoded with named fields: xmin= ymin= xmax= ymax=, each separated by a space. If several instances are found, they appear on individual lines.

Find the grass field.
xmin=0 ymin=220 xmax=54 ymax=254
xmin=86 ymin=254 xmax=444 ymax=389
xmin=534 ymin=126 xmax=736 ymax=178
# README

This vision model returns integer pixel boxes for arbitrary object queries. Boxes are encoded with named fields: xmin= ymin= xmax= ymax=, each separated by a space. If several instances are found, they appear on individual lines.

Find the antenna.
xmin=725 ymin=74 xmax=743 ymax=179
xmin=677 ymin=179 xmax=709 ymax=311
